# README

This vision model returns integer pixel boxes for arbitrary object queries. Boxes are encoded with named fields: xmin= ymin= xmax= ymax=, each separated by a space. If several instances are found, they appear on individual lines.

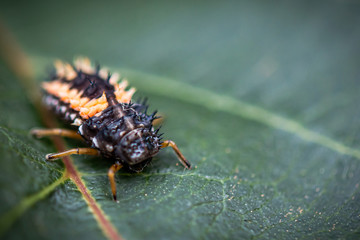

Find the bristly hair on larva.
xmin=32 ymin=57 xmax=191 ymax=201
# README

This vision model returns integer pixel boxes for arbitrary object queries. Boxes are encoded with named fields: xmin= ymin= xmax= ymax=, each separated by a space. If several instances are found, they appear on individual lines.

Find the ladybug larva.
xmin=31 ymin=57 xmax=191 ymax=201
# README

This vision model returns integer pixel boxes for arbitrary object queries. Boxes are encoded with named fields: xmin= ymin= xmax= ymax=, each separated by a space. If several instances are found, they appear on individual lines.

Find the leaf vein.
xmin=0 ymin=174 xmax=67 ymax=237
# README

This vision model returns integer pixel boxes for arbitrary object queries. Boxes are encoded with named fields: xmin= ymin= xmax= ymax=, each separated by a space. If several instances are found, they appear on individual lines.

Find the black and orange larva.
xmin=31 ymin=57 xmax=191 ymax=201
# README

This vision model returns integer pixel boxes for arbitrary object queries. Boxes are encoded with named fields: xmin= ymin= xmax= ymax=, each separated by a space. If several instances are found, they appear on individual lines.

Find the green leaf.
xmin=1 ymin=1 xmax=360 ymax=239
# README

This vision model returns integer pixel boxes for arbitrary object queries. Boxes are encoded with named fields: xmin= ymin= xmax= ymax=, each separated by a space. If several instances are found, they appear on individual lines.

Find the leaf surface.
xmin=0 ymin=1 xmax=359 ymax=239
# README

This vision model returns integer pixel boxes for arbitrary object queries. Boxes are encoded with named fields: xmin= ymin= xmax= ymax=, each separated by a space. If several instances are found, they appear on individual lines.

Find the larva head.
xmin=116 ymin=128 xmax=161 ymax=165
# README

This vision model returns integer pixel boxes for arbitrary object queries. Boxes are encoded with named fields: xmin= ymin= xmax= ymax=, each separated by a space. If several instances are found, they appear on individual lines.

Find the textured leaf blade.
xmin=1 ymin=1 xmax=360 ymax=239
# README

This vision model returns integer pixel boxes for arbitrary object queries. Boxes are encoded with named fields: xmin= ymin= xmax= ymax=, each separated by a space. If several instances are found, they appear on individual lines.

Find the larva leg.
xmin=161 ymin=140 xmax=191 ymax=169
xmin=108 ymin=162 xmax=123 ymax=201
xmin=31 ymin=128 xmax=83 ymax=140
xmin=46 ymin=148 xmax=100 ymax=161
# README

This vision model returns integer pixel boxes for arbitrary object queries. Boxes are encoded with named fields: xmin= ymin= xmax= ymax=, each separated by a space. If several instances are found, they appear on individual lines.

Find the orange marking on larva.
xmin=79 ymin=98 xmax=90 ymax=108
xmin=84 ymin=92 xmax=107 ymax=108
xmin=76 ymin=83 xmax=135 ymax=119
xmin=114 ymin=80 xmax=136 ymax=103
xmin=69 ymin=99 xmax=80 ymax=108
xmin=109 ymin=73 xmax=120 ymax=85
xmin=84 ymin=103 xmax=109 ymax=118
xmin=43 ymin=57 xmax=137 ymax=120
xmin=54 ymin=60 xmax=66 ymax=78
xmin=64 ymin=63 xmax=77 ymax=80
xmin=75 ymin=57 xmax=94 ymax=74
xmin=54 ymin=60 xmax=77 ymax=80
xmin=43 ymin=80 xmax=70 ymax=100
xmin=59 ymin=87 xmax=72 ymax=100
xmin=77 ymin=92 xmax=109 ymax=119
xmin=67 ymin=89 xmax=80 ymax=99
xmin=42 ymin=81 xmax=68 ymax=98
xmin=63 ymin=92 xmax=86 ymax=106
xmin=99 ymin=67 xmax=110 ymax=80
xmin=117 ymin=80 xmax=128 ymax=90
xmin=71 ymin=96 xmax=90 ymax=109
xmin=79 ymin=107 xmax=90 ymax=115
xmin=124 ymin=87 xmax=136 ymax=100
xmin=43 ymin=81 xmax=92 ymax=114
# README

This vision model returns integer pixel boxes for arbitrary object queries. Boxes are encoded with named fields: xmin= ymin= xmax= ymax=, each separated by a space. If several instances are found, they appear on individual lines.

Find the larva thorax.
xmin=79 ymin=103 xmax=162 ymax=171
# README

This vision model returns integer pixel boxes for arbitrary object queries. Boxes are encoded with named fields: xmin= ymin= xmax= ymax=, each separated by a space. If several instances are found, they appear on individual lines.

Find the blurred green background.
xmin=0 ymin=0 xmax=360 ymax=239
